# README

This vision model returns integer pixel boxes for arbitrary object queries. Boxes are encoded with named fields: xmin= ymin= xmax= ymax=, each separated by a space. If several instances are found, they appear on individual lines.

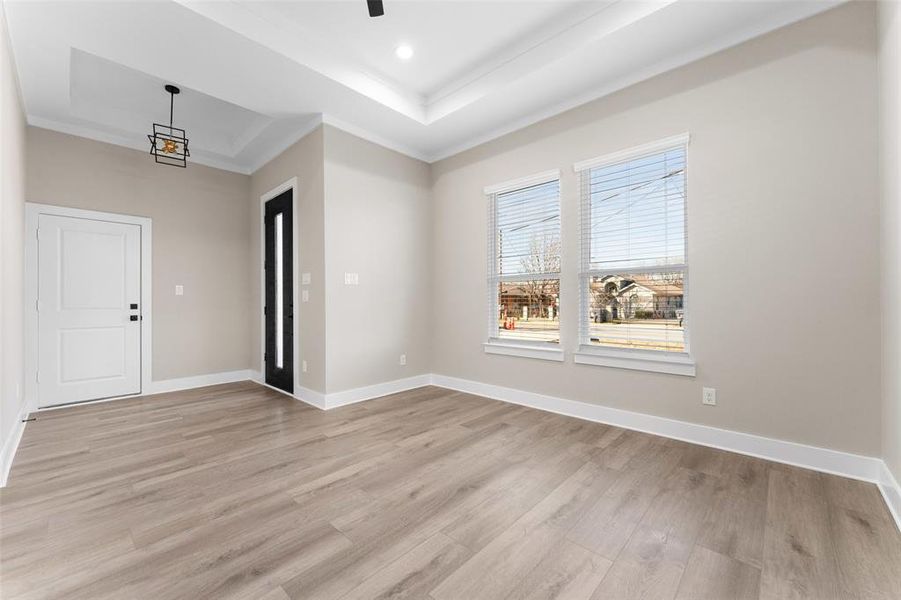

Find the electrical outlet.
xmin=301 ymin=272 xmax=311 ymax=285
xmin=302 ymin=360 xmax=308 ymax=373
xmin=302 ymin=289 xmax=309 ymax=303
xmin=175 ymin=285 xmax=184 ymax=296
xmin=399 ymin=354 xmax=406 ymax=366
xmin=702 ymin=387 xmax=717 ymax=406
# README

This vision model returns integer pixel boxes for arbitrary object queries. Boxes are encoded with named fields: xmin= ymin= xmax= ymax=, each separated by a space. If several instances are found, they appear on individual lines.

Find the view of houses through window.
xmin=587 ymin=271 xmax=684 ymax=351
xmin=497 ymin=278 xmax=560 ymax=343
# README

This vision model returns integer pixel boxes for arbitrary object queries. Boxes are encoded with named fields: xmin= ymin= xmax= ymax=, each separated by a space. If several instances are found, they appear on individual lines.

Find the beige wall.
xmin=26 ymin=128 xmax=252 ymax=382
xmin=430 ymin=2 xmax=882 ymax=456
xmin=1 ymin=4 xmax=26 ymax=453
xmin=323 ymin=125 xmax=431 ymax=393
xmin=879 ymin=0 xmax=901 ymax=482
xmin=248 ymin=125 xmax=431 ymax=395
xmin=5 ymin=0 xmax=892 ymax=465
xmin=249 ymin=127 xmax=327 ymax=393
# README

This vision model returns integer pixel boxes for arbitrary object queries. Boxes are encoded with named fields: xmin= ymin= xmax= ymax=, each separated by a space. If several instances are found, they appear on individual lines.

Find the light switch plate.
xmin=175 ymin=285 xmax=184 ymax=296
xmin=344 ymin=273 xmax=359 ymax=285
xmin=302 ymin=289 xmax=309 ymax=302
xmin=302 ymin=272 xmax=311 ymax=285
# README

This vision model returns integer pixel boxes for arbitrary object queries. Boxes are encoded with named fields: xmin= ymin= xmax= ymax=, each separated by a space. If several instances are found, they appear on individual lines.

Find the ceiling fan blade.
xmin=367 ymin=0 xmax=384 ymax=17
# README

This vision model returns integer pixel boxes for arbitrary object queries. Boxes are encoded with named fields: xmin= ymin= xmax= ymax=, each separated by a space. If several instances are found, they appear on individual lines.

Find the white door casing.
xmin=32 ymin=211 xmax=145 ymax=407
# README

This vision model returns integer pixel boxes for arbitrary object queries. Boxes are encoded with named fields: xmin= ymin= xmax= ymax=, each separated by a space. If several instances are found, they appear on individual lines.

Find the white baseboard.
xmin=250 ymin=371 xmax=430 ymax=410
xmin=145 ymin=370 xmax=253 ymax=395
xmin=247 ymin=371 xmax=321 ymax=408
xmin=430 ymin=374 xmax=886 ymax=482
xmin=296 ymin=386 xmax=328 ymax=409
xmin=33 ymin=370 xmax=257 ymax=414
xmin=878 ymin=462 xmax=901 ymax=532
xmin=1 ymin=400 xmax=31 ymax=487
xmin=324 ymin=375 xmax=432 ymax=409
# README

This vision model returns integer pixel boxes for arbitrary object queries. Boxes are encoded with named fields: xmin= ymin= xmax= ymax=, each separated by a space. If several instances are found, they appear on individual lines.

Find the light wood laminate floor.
xmin=1 ymin=382 xmax=899 ymax=600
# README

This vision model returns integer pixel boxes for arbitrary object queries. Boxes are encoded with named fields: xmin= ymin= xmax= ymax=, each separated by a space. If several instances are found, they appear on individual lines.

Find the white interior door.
xmin=37 ymin=214 xmax=142 ymax=407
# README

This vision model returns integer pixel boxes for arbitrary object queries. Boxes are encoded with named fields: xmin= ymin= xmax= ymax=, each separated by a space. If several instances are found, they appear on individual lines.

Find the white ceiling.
xmin=70 ymin=50 xmax=274 ymax=164
xmin=252 ymin=1 xmax=603 ymax=99
xmin=4 ymin=0 xmax=842 ymax=173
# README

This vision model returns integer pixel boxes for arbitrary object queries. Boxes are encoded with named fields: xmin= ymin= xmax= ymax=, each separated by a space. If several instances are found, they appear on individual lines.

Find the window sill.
xmin=573 ymin=346 xmax=695 ymax=376
xmin=483 ymin=342 xmax=564 ymax=362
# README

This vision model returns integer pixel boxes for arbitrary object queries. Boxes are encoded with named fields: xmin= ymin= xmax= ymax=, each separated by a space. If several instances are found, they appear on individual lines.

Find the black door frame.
xmin=264 ymin=189 xmax=294 ymax=394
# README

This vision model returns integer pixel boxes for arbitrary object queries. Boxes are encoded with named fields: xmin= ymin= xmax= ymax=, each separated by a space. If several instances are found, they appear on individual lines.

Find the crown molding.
xmin=27 ymin=115 xmax=252 ymax=174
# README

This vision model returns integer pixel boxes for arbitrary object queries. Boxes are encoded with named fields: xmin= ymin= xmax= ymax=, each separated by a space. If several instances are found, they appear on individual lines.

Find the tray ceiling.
xmin=4 ymin=0 xmax=842 ymax=171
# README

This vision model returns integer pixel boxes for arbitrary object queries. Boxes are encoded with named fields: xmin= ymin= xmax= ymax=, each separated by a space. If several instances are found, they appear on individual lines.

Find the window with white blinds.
xmin=487 ymin=174 xmax=561 ymax=345
xmin=577 ymin=136 xmax=689 ymax=355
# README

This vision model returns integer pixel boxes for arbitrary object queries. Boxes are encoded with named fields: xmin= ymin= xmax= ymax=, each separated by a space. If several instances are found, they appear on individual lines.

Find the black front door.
xmin=264 ymin=190 xmax=293 ymax=394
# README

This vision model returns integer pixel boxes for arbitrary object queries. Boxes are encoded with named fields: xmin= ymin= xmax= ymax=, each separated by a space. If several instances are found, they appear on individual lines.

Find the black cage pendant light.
xmin=148 ymin=84 xmax=190 ymax=168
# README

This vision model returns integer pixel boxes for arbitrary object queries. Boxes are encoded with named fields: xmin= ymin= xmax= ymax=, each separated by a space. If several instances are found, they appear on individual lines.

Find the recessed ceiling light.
xmin=395 ymin=44 xmax=413 ymax=61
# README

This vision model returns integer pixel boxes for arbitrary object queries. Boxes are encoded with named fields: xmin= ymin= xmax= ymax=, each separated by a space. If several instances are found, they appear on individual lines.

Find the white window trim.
xmin=574 ymin=346 xmax=695 ymax=376
xmin=573 ymin=133 xmax=690 ymax=173
xmin=483 ymin=169 xmax=560 ymax=195
xmin=486 ymin=170 xmax=563 ymax=356
xmin=574 ymin=134 xmax=694 ymax=376
xmin=483 ymin=341 xmax=564 ymax=362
